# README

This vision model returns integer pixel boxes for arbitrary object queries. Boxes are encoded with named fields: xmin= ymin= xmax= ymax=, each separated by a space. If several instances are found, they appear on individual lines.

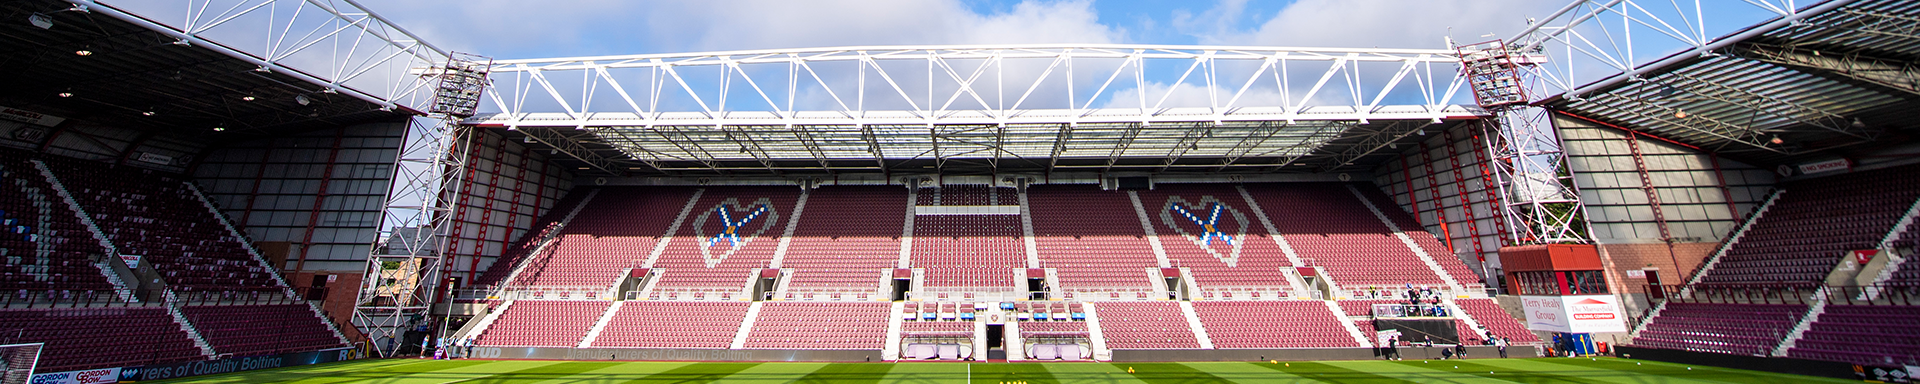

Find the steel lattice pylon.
xmin=353 ymin=54 xmax=490 ymax=357
xmin=1456 ymin=40 xmax=1588 ymax=247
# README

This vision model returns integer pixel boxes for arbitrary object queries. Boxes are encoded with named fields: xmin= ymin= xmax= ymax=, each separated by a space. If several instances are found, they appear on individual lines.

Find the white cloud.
xmin=1100 ymin=81 xmax=1287 ymax=110
xmin=640 ymin=0 xmax=1121 ymax=52
xmin=1189 ymin=0 xmax=1555 ymax=49
xmin=365 ymin=0 xmax=1121 ymax=59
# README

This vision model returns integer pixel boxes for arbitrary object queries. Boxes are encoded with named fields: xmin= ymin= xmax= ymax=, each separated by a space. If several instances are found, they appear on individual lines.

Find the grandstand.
xmin=0 ymin=0 xmax=1916 ymax=381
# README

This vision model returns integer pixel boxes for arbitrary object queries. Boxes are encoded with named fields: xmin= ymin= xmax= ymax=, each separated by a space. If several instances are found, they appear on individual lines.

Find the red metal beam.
xmin=294 ymin=128 xmax=347 ymax=272
xmin=1399 ymin=153 xmax=1425 ymax=227
xmin=1623 ymin=130 xmax=1684 ymax=284
xmin=1472 ymin=121 xmax=1509 ymax=249
xmin=1443 ymin=128 xmax=1486 ymax=262
xmin=464 ymin=136 xmax=510 ymax=284
xmin=443 ymin=133 xmax=485 ymax=281
xmin=1552 ymin=109 xmax=1706 ymax=152
xmin=1418 ymin=141 xmax=1457 ymax=255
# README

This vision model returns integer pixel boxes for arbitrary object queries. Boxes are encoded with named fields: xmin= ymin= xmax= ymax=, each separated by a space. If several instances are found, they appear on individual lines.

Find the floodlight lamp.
xmin=241 ymin=95 xmax=256 ymax=101
xmin=212 ymin=126 xmax=225 ymax=132
xmin=1674 ymin=110 xmax=1687 ymax=119
xmin=141 ymin=110 xmax=156 ymax=116
xmin=1852 ymin=118 xmax=1865 ymax=129
xmin=56 ymin=92 xmax=71 ymax=98
xmin=295 ymin=94 xmax=311 ymax=105
xmin=74 ymin=50 xmax=91 ymax=56
xmin=1769 ymin=136 xmax=1783 ymax=145
xmin=28 ymin=13 xmax=52 ymax=29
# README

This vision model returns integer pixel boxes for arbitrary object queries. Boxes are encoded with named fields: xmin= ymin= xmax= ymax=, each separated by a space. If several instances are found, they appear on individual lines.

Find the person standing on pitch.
xmin=1386 ymin=337 xmax=1400 ymax=360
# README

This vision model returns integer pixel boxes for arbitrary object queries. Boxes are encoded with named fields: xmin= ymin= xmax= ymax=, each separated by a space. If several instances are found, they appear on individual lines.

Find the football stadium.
xmin=0 ymin=0 xmax=1917 ymax=382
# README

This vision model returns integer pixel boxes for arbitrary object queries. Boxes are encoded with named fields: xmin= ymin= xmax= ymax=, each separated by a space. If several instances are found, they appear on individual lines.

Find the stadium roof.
xmin=1540 ymin=0 xmax=1920 ymax=165
xmin=0 ymin=0 xmax=437 ymax=144
xmin=464 ymin=45 xmax=1490 ymax=177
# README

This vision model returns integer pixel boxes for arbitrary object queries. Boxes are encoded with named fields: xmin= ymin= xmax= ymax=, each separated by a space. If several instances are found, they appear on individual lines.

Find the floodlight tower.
xmin=352 ymin=52 xmax=492 ymax=357
xmin=1455 ymin=40 xmax=1589 ymax=247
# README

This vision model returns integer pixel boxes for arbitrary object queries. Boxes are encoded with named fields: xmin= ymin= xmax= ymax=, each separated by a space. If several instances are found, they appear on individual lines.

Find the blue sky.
xmin=342 ymin=0 xmax=1794 ymax=113
xmin=365 ymin=0 xmax=1560 ymax=60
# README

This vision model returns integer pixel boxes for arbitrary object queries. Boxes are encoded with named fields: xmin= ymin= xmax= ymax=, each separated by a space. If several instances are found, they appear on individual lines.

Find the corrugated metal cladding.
xmin=1369 ymin=122 xmax=1503 ymax=270
xmin=443 ymin=130 xmax=575 ymax=284
xmin=1768 ymin=0 xmax=1920 ymax=55
xmin=193 ymin=122 xmax=406 ymax=272
xmin=0 ymin=120 xmax=206 ymax=173
xmin=1556 ymin=114 xmax=1774 ymax=245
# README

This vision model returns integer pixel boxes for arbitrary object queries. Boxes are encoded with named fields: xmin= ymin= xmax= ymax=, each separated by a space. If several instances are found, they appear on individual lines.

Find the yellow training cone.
xmin=1127 ymin=367 xmax=1135 ymax=373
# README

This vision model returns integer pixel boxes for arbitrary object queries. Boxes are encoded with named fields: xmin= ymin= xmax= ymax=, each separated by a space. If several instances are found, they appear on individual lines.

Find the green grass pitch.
xmin=145 ymin=357 xmax=1856 ymax=383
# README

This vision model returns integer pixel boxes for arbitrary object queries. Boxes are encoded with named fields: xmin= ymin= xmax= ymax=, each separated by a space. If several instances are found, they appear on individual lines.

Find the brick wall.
xmin=1598 ymin=242 xmax=1717 ymax=294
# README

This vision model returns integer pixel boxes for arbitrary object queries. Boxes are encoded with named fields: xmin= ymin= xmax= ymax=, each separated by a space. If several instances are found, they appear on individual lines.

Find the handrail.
xmin=1646 ymin=282 xmax=1920 ymax=306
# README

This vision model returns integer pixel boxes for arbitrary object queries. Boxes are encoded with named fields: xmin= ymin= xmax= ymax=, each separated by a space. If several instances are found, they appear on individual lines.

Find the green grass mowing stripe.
xmin=1177 ymin=362 xmax=1318 ymax=383
xmin=794 ymin=363 xmax=894 ymax=384
xmin=972 ymin=363 xmax=1059 ymax=384
xmin=454 ymin=361 xmax=624 ymax=384
xmin=1103 ymin=362 xmax=1233 ymax=384
xmin=518 ymin=361 xmax=695 ymax=384
xmin=1516 ymin=357 xmax=1861 ymax=384
xmin=1044 ymin=363 xmax=1141 ymax=384
xmin=143 ymin=359 xmax=415 ymax=384
xmin=1397 ymin=359 xmax=1612 ymax=384
xmin=341 ymin=360 xmax=567 ymax=384
xmin=713 ymin=362 xmax=829 ymax=383
xmin=1249 ymin=361 xmax=1418 ymax=384
xmin=878 ymin=362 xmax=966 ymax=383
xmin=618 ymin=362 xmax=761 ymax=383
xmin=152 ymin=359 xmax=495 ymax=384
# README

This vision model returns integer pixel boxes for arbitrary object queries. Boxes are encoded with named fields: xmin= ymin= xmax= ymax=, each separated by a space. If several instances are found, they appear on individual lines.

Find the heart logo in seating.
xmin=689 ymin=197 xmax=781 ymax=267
xmin=1158 ymin=195 xmax=1249 ymax=267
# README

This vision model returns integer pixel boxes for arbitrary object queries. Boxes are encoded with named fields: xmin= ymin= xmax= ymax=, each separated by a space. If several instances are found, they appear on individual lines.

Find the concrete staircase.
xmin=1348 ymin=185 xmax=1465 ymax=293
xmin=578 ymin=301 xmax=625 ymax=347
xmin=1862 ymin=195 xmax=1920 ymax=287
xmin=450 ymin=300 xmax=513 ymax=341
xmin=1772 ymin=286 xmax=1829 ymax=357
xmin=642 ymin=189 xmax=706 ymax=269
xmin=1686 ymin=189 xmax=1783 ymax=288
xmin=1127 ymin=191 xmax=1173 ymax=268
xmin=494 ymin=188 xmax=600 ymax=289
xmin=1324 ymin=300 xmax=1372 ymax=347
xmin=897 ymin=188 xmax=917 ymax=269
xmin=1082 ymin=302 xmax=1113 ymax=361
xmin=729 ymin=302 xmax=764 ymax=349
xmin=1237 ymin=186 xmax=1313 ymax=295
xmin=882 ymin=301 xmax=905 ymax=360
xmin=767 ymin=191 xmax=809 ymax=268
xmin=1443 ymin=299 xmax=1489 ymax=342
xmin=167 ymin=305 xmax=218 ymax=357
xmin=33 ymin=160 xmax=136 ymax=301
xmin=1176 ymin=301 xmax=1215 ymax=349
xmin=1018 ymin=190 xmax=1041 ymax=269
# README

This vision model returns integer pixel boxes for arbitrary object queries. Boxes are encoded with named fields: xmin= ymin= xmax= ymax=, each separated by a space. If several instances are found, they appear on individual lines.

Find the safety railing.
xmin=1644 ymin=282 xmax=1920 ymax=307
xmin=0 ymin=289 xmax=164 ymax=308
xmin=168 ymin=287 xmax=328 ymax=306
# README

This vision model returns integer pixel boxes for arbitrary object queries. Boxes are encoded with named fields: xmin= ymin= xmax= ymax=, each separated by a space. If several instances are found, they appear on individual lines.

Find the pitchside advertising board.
xmin=28 ymin=347 xmax=354 ymax=383
xmin=1519 ymin=295 xmax=1627 ymax=333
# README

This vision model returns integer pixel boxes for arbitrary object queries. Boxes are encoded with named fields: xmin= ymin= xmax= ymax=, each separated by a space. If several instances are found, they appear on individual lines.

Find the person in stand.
xmin=464 ymin=337 xmax=475 ymax=359
xmin=1496 ymin=337 xmax=1509 ymax=358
